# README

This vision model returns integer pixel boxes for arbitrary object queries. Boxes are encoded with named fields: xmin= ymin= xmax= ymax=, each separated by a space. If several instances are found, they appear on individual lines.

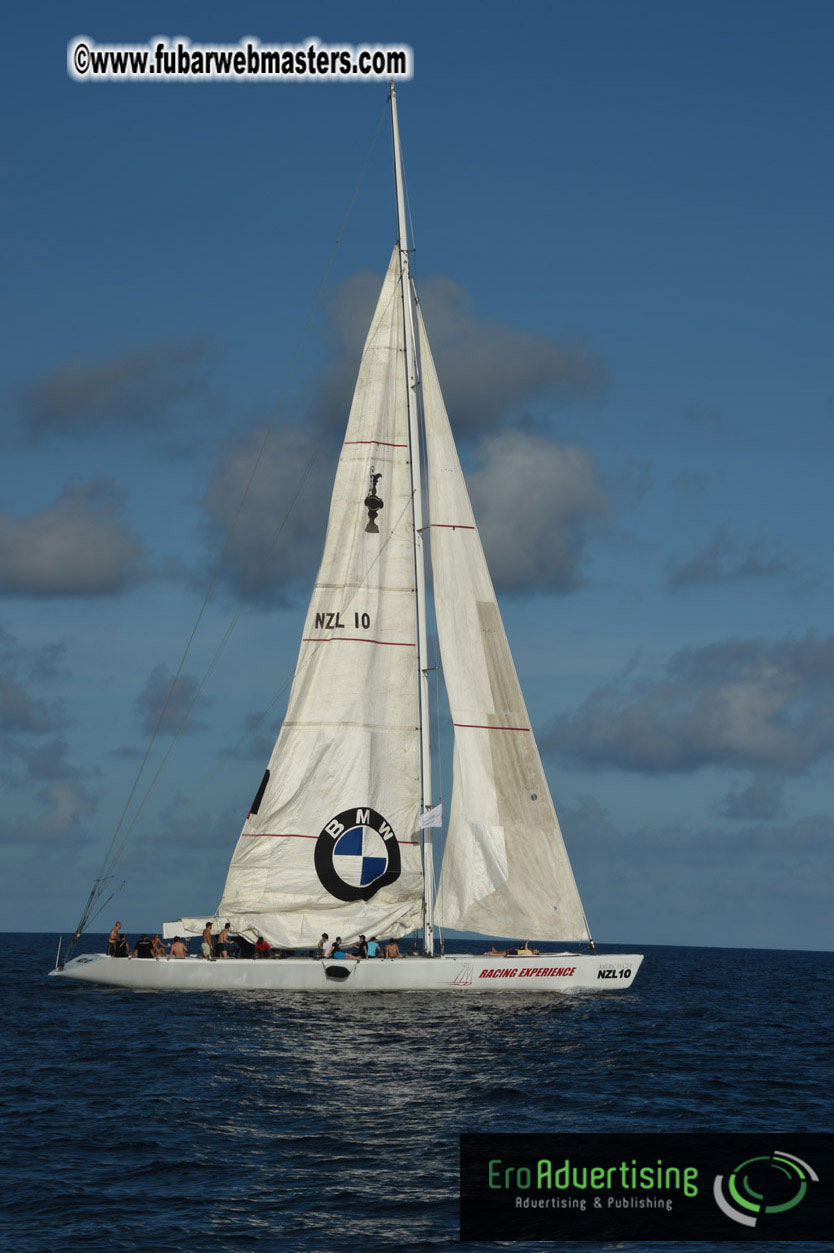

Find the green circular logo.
xmin=713 ymin=1151 xmax=818 ymax=1228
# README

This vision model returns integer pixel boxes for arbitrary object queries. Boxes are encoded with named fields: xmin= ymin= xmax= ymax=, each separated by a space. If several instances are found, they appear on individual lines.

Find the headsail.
xmin=205 ymin=251 xmax=424 ymax=948
xmin=418 ymin=304 xmax=591 ymax=942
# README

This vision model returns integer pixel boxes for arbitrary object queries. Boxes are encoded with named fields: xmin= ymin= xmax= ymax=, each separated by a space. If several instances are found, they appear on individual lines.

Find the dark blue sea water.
xmin=2 ymin=936 xmax=831 ymax=1252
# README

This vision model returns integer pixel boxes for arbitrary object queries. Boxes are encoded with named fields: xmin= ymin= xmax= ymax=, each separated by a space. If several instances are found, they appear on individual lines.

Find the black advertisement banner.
xmin=460 ymin=1133 xmax=833 ymax=1241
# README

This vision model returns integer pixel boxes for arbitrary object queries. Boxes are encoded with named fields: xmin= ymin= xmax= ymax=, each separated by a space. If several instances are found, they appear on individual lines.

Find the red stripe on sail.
xmin=242 ymin=832 xmax=318 ymax=839
xmin=344 ymin=440 xmax=408 ymax=448
xmin=243 ymin=833 xmax=419 ymax=844
xmin=302 ymin=637 xmax=415 ymax=647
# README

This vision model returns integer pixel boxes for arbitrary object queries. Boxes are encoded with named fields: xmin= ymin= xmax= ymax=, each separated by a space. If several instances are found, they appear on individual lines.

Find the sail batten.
xmin=417 ymin=304 xmax=591 ymax=942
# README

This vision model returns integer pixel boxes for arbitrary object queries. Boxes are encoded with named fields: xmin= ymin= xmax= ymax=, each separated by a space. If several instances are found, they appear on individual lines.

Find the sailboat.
xmin=51 ymin=87 xmax=642 ymax=993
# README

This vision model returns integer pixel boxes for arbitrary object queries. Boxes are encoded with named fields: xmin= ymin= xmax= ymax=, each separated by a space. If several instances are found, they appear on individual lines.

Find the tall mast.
xmin=390 ymin=83 xmax=435 ymax=956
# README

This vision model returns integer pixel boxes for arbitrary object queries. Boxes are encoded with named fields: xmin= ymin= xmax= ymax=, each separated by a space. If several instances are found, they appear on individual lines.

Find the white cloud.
xmin=717 ymin=774 xmax=786 ymax=821
xmin=19 ymin=337 xmax=210 ymax=440
xmin=0 ymin=478 xmax=144 ymax=597
xmin=202 ymin=424 xmax=331 ymax=604
xmin=135 ymin=664 xmax=210 ymax=737
xmin=0 ymin=780 xmax=95 ymax=844
xmin=669 ymin=525 xmax=790 ymax=589
xmin=467 ymin=430 xmax=605 ymax=593
xmin=545 ymin=634 xmax=834 ymax=775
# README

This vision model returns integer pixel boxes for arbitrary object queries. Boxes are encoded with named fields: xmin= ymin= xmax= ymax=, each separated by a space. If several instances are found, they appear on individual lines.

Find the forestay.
xmin=184 ymin=251 xmax=425 ymax=948
xmin=418 ymin=304 xmax=591 ymax=942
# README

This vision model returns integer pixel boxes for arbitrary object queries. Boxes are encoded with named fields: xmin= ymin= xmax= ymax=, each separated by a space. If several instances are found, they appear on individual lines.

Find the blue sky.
xmin=2 ymin=2 xmax=832 ymax=949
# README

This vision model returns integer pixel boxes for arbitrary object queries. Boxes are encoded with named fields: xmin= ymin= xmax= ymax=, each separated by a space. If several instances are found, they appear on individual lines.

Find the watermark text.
xmin=68 ymin=36 xmax=413 ymax=83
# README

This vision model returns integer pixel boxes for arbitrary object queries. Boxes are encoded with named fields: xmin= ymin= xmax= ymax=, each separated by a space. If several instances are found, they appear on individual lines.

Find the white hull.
xmin=50 ymin=951 xmax=642 ymax=992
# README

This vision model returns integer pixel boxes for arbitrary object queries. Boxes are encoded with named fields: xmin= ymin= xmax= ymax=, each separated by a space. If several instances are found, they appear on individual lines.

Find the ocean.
xmin=2 ymin=935 xmax=831 ymax=1252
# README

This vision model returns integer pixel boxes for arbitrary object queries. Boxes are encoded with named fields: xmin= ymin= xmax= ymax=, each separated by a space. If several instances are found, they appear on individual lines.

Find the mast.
xmin=390 ymin=83 xmax=435 ymax=955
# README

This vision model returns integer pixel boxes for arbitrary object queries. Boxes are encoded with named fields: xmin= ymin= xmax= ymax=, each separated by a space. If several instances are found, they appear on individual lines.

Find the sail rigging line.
xmin=81 ymin=881 xmax=125 ymax=930
xmin=68 ymin=102 xmax=389 ymax=952
xmin=403 ymin=162 xmax=418 ymax=261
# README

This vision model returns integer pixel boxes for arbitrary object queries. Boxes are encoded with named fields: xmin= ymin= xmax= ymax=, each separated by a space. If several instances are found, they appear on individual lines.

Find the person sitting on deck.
xmin=168 ymin=937 xmax=188 ymax=959
xmin=330 ymin=937 xmax=350 ymax=960
xmin=255 ymin=936 xmax=271 ymax=959
xmin=353 ymin=935 xmax=368 ymax=959
xmin=108 ymin=922 xmax=124 ymax=956
xmin=132 ymin=934 xmax=153 ymax=959
xmin=366 ymin=936 xmax=381 ymax=958
xmin=383 ymin=939 xmax=401 ymax=959
xmin=316 ymin=933 xmax=333 ymax=958
xmin=150 ymin=934 xmax=166 ymax=959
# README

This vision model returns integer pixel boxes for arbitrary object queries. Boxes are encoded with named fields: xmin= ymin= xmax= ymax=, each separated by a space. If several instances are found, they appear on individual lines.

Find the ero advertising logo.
xmin=460 ymin=1133 xmax=833 ymax=1242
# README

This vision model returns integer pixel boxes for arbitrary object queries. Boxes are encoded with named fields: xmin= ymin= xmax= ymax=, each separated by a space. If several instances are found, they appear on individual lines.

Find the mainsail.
xmin=418 ymin=304 xmax=591 ymax=942
xmin=203 ymin=251 xmax=424 ymax=947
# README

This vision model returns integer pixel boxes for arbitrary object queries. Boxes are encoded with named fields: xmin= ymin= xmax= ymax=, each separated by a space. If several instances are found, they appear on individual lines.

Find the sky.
xmin=2 ymin=1 xmax=832 ymax=950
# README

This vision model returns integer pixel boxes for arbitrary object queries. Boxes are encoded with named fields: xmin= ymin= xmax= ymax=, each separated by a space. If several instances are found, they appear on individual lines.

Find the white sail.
xmin=209 ymin=250 xmax=424 ymax=948
xmin=418 ymin=304 xmax=591 ymax=942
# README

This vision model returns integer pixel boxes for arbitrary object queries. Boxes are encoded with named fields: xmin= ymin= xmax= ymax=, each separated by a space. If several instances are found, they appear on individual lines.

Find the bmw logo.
xmin=314 ymin=806 xmax=402 ymax=902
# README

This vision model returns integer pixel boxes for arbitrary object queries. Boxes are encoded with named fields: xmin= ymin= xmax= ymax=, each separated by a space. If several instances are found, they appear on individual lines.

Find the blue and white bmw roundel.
xmin=332 ymin=825 xmax=388 ymax=887
xmin=314 ymin=806 xmax=402 ymax=902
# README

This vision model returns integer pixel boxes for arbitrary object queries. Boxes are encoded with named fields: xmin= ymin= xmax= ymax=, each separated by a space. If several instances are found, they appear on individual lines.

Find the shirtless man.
xmin=201 ymin=922 xmax=214 ymax=960
xmin=108 ymin=922 xmax=124 ymax=956
xmin=216 ymin=922 xmax=231 ymax=958
xmin=168 ymin=937 xmax=188 ymax=959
